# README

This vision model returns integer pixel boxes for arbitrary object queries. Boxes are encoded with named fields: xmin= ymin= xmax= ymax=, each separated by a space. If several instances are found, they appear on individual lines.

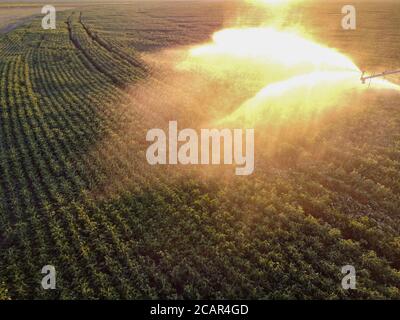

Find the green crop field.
xmin=0 ymin=0 xmax=399 ymax=300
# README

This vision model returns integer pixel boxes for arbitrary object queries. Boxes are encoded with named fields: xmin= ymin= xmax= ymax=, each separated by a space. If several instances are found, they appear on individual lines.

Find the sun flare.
xmin=190 ymin=27 xmax=358 ymax=71
xmin=179 ymin=5 xmax=399 ymax=127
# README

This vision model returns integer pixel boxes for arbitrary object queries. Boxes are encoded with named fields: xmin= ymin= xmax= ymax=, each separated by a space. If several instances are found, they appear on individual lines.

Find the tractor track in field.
xmin=78 ymin=11 xmax=147 ymax=75
xmin=66 ymin=13 xmax=125 ymax=87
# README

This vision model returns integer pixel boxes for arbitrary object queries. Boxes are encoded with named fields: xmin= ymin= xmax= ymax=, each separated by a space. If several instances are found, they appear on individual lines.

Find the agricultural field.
xmin=0 ymin=0 xmax=400 ymax=300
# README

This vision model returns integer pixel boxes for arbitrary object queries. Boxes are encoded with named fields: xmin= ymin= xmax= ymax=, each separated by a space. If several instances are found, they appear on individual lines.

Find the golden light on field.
xmin=190 ymin=28 xmax=358 ymax=71
xmin=219 ymin=71 xmax=400 ymax=126
xmin=247 ymin=0 xmax=301 ymax=5
xmin=178 ymin=8 xmax=400 ymax=127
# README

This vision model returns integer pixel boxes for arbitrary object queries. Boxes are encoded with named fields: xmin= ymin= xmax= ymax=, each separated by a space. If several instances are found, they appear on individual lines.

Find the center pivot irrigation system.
xmin=361 ymin=69 xmax=400 ymax=85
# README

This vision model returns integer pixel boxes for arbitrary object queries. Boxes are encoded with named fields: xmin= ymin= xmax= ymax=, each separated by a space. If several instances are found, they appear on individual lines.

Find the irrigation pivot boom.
xmin=361 ymin=69 xmax=400 ymax=84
